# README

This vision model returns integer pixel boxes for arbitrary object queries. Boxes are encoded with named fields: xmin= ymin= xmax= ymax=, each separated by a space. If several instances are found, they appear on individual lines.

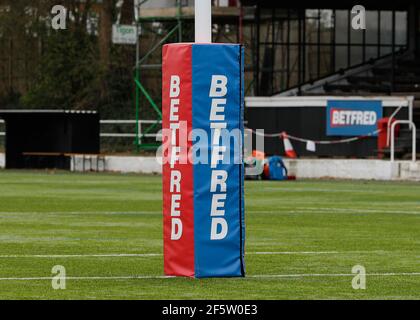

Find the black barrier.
xmin=246 ymin=106 xmax=408 ymax=157
xmin=0 ymin=110 xmax=99 ymax=169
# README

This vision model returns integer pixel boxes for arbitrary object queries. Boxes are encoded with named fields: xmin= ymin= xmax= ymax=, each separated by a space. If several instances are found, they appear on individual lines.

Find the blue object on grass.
xmin=267 ymin=156 xmax=288 ymax=180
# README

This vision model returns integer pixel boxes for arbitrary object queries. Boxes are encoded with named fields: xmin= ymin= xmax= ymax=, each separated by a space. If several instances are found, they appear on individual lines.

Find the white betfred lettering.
xmin=211 ymin=122 xmax=227 ymax=145
xmin=210 ymin=218 xmax=228 ymax=240
xmin=210 ymin=99 xmax=226 ymax=121
xmin=211 ymin=194 xmax=227 ymax=216
xmin=170 ymin=170 xmax=181 ymax=193
xmin=210 ymin=170 xmax=227 ymax=192
xmin=363 ymin=111 xmax=370 ymax=124
xmin=168 ymin=74 xmax=182 ymax=240
xmin=356 ymin=112 xmax=363 ymax=124
xmin=339 ymin=111 xmax=345 ymax=124
xmin=170 ymin=75 xmax=180 ymax=98
xmin=169 ymin=99 xmax=179 ymax=121
xmin=369 ymin=112 xmax=377 ymax=124
xmin=331 ymin=109 xmax=377 ymax=126
xmin=209 ymin=75 xmax=229 ymax=240
xmin=332 ymin=111 xmax=340 ymax=125
xmin=171 ymin=218 xmax=183 ymax=240
xmin=209 ymin=75 xmax=228 ymax=97
xmin=211 ymin=146 xmax=226 ymax=169
xmin=169 ymin=122 xmax=179 ymax=145
xmin=170 ymin=146 xmax=181 ymax=169
xmin=171 ymin=194 xmax=181 ymax=216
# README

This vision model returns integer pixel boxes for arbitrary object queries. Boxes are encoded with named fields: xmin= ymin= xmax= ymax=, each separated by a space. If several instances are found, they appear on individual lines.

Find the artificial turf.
xmin=0 ymin=170 xmax=419 ymax=299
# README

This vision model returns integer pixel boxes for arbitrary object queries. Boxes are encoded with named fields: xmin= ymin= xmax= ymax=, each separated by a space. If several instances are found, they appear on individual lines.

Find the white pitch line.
xmin=0 ymin=251 xmax=341 ymax=258
xmin=0 ymin=253 xmax=162 ymax=258
xmin=252 ymin=251 xmax=340 ymax=255
xmin=0 ymin=275 xmax=173 ymax=281
xmin=253 ymin=207 xmax=420 ymax=215
xmin=0 ymin=273 xmax=419 ymax=281
xmin=249 ymin=272 xmax=420 ymax=278
xmin=0 ymin=211 xmax=157 ymax=216
xmin=1 ymin=207 xmax=419 ymax=215
xmin=300 ymin=207 xmax=420 ymax=215
xmin=0 ymin=250 xmax=402 ymax=258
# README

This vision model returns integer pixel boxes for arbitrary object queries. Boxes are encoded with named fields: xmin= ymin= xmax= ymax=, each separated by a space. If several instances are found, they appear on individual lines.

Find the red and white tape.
xmin=245 ymin=128 xmax=382 ymax=145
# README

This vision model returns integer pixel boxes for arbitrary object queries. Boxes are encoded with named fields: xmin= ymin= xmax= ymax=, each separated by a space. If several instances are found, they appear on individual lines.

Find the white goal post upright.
xmin=195 ymin=0 xmax=212 ymax=43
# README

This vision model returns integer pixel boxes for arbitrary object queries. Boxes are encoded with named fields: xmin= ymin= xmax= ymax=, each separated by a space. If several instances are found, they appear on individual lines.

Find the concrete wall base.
xmin=2 ymin=153 xmax=419 ymax=181
xmin=71 ymin=155 xmax=161 ymax=175
xmin=283 ymin=159 xmax=399 ymax=181
xmin=283 ymin=159 xmax=420 ymax=181
xmin=71 ymin=155 xmax=420 ymax=181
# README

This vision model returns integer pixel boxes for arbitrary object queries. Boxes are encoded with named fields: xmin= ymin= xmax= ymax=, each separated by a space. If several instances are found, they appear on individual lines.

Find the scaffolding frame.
xmin=133 ymin=0 xmax=183 ymax=150
xmin=133 ymin=1 xmax=241 ymax=151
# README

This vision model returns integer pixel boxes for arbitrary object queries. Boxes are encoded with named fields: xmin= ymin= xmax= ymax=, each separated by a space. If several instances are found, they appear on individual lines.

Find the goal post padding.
xmin=162 ymin=43 xmax=245 ymax=278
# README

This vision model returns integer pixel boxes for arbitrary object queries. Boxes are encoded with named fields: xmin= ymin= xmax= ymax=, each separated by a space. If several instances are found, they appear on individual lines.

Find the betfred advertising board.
xmin=326 ymin=100 xmax=382 ymax=136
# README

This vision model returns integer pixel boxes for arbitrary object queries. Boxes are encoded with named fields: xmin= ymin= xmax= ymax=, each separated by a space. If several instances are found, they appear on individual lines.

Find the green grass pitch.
xmin=0 ymin=170 xmax=419 ymax=299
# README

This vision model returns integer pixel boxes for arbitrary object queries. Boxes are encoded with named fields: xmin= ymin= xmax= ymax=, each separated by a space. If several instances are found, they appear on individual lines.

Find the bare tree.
xmin=99 ymin=0 xmax=114 ymax=69
xmin=99 ymin=0 xmax=114 ymax=98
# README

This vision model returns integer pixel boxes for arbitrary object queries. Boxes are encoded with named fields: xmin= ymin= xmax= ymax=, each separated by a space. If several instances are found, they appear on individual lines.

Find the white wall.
xmin=1 ymin=152 xmax=418 ymax=180
xmin=70 ymin=155 xmax=420 ymax=181
xmin=398 ymin=161 xmax=420 ymax=180
xmin=283 ymin=159 xmax=399 ymax=181
xmin=72 ymin=155 xmax=162 ymax=174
